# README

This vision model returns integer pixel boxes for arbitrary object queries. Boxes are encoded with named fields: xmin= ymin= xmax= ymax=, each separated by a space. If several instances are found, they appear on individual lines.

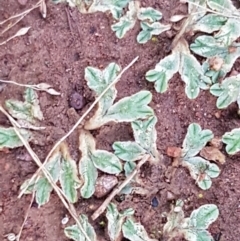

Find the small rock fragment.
xmin=200 ymin=146 xmax=225 ymax=164
xmin=61 ymin=215 xmax=69 ymax=225
xmin=166 ymin=147 xmax=182 ymax=158
xmin=151 ymin=197 xmax=159 ymax=207
xmin=94 ymin=175 xmax=118 ymax=198
xmin=214 ymin=112 xmax=221 ymax=119
xmin=210 ymin=137 xmax=223 ymax=149
xmin=69 ymin=92 xmax=85 ymax=110
xmin=167 ymin=191 xmax=175 ymax=201
xmin=209 ymin=56 xmax=224 ymax=71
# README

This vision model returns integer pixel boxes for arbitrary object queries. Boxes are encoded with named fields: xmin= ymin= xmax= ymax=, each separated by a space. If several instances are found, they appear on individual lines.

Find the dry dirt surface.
xmin=0 ymin=0 xmax=240 ymax=241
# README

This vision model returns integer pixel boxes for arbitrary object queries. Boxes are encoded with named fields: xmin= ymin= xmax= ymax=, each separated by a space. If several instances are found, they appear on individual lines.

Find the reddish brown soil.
xmin=0 ymin=1 xmax=240 ymax=241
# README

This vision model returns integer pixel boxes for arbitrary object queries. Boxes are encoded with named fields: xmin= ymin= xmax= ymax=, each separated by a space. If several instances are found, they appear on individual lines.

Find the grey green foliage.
xmin=35 ymin=153 xmax=61 ymax=206
xmin=52 ymin=0 xmax=130 ymax=19
xmin=181 ymin=123 xmax=220 ymax=190
xmin=59 ymin=146 xmax=82 ymax=203
xmin=111 ymin=1 xmax=138 ymax=38
xmin=113 ymin=115 xmax=159 ymax=163
xmin=20 ymin=143 xmax=81 ymax=206
xmin=164 ymin=200 xmax=219 ymax=241
xmin=53 ymin=0 xmax=169 ymax=43
xmin=64 ymin=214 xmax=97 ymax=241
xmin=79 ymin=130 xmax=122 ymax=198
xmin=5 ymin=88 xmax=43 ymax=123
xmin=147 ymin=0 xmax=240 ymax=99
xmin=137 ymin=22 xmax=171 ymax=44
xmin=137 ymin=7 xmax=162 ymax=22
xmin=210 ymin=74 xmax=240 ymax=109
xmin=106 ymin=203 xmax=134 ymax=241
xmin=91 ymin=150 xmax=122 ymax=174
xmin=0 ymin=127 xmax=31 ymax=149
xmin=146 ymin=39 xmax=211 ymax=99
xmin=192 ymin=14 xmax=227 ymax=33
xmin=113 ymin=141 xmax=145 ymax=162
xmin=222 ymin=128 xmax=240 ymax=155
xmin=122 ymin=219 xmax=157 ymax=241
xmin=111 ymin=2 xmax=170 ymax=43
xmin=182 ymin=123 xmax=213 ymax=158
xmin=146 ymin=52 xmax=180 ymax=93
xmin=179 ymin=52 xmax=211 ymax=99
xmin=84 ymin=63 xmax=154 ymax=130
xmin=113 ymin=115 xmax=159 ymax=194
xmin=106 ymin=203 xmax=156 ymax=241
xmin=79 ymin=154 xmax=98 ymax=199
xmin=105 ymin=90 xmax=154 ymax=122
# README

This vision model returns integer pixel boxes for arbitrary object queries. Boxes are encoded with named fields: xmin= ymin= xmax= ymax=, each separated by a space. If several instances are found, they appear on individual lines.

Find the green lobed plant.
xmin=222 ymin=128 xmax=240 ymax=155
xmin=52 ymin=0 xmax=170 ymax=43
xmin=5 ymin=87 xmax=43 ymax=123
xmin=0 ymin=127 xmax=31 ymax=149
xmin=0 ymin=88 xmax=44 ymax=150
xmin=163 ymin=199 xmax=219 ymax=241
xmin=210 ymin=74 xmax=240 ymax=109
xmin=111 ymin=1 xmax=170 ymax=43
xmin=64 ymin=214 xmax=97 ymax=241
xmin=16 ymin=62 xmax=160 ymax=241
xmin=79 ymin=130 xmax=122 ymax=199
xmin=84 ymin=63 xmax=154 ymax=130
xmin=113 ymin=115 xmax=159 ymax=194
xmin=106 ymin=202 xmax=157 ymax=241
xmin=21 ymin=143 xmax=82 ymax=206
xmin=146 ymin=0 xmax=240 ymax=100
xmin=180 ymin=123 xmax=220 ymax=190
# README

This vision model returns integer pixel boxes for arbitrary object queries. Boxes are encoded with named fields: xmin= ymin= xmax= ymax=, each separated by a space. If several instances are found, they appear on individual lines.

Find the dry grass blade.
xmin=91 ymin=154 xmax=150 ymax=220
xmin=186 ymin=0 xmax=240 ymax=19
xmin=40 ymin=0 xmax=47 ymax=18
xmin=0 ymin=27 xmax=31 ymax=46
xmin=0 ymin=0 xmax=43 ymax=25
xmin=16 ymin=192 xmax=36 ymax=241
xmin=0 ymin=14 xmax=25 ymax=36
xmin=0 ymin=79 xmax=60 ymax=95
xmin=0 ymin=106 xmax=92 ymax=241
xmin=19 ymin=56 xmax=139 ymax=197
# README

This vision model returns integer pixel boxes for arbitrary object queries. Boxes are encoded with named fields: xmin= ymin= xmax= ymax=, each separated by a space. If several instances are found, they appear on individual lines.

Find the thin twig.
xmin=65 ymin=7 xmax=74 ymax=35
xmin=91 ymin=154 xmax=150 ymax=220
xmin=0 ymin=79 xmax=60 ymax=95
xmin=0 ymin=0 xmax=42 ymax=25
xmin=19 ymin=56 xmax=139 ymax=197
xmin=16 ymin=192 xmax=35 ymax=241
xmin=0 ymin=14 xmax=25 ymax=36
xmin=186 ymin=0 xmax=240 ymax=19
xmin=0 ymin=106 xmax=92 ymax=241
xmin=0 ymin=78 xmax=42 ymax=89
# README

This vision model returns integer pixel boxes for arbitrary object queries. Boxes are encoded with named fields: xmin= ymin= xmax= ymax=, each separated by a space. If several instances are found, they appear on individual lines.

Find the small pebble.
xmin=69 ymin=92 xmax=85 ymax=110
xmin=61 ymin=215 xmax=69 ymax=225
xmin=151 ymin=197 xmax=159 ymax=208
xmin=94 ymin=175 xmax=118 ymax=198
xmin=215 ymin=112 xmax=221 ymax=119
xmin=5 ymin=233 xmax=16 ymax=241
xmin=167 ymin=191 xmax=175 ymax=201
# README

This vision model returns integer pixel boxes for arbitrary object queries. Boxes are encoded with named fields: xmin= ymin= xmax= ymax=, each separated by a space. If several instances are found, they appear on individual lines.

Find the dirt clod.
xmin=166 ymin=147 xmax=182 ymax=158
xmin=69 ymin=92 xmax=85 ymax=110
